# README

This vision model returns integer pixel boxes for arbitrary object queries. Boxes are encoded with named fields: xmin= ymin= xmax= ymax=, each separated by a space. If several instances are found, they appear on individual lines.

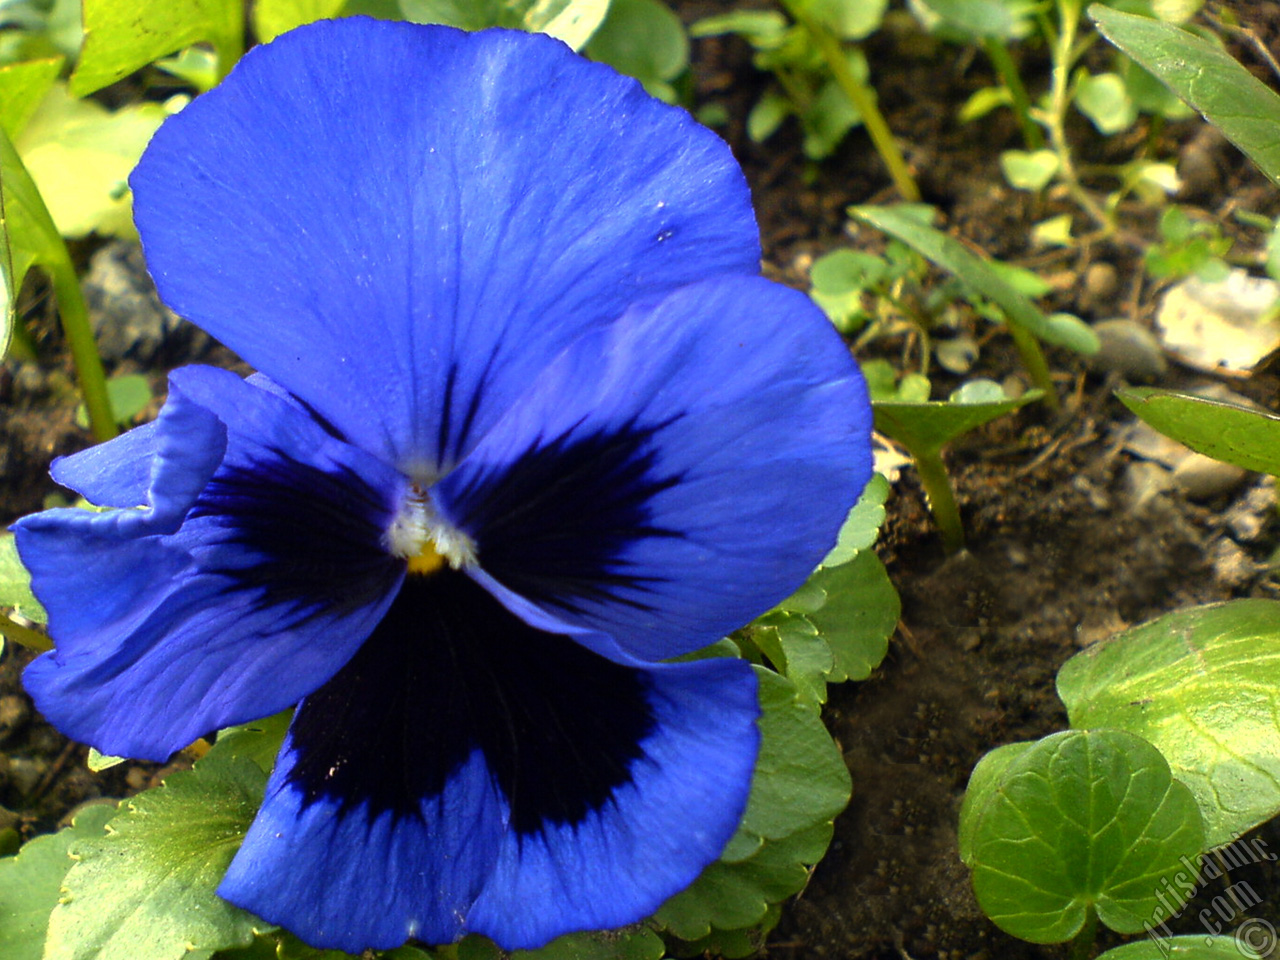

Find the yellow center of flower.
xmin=406 ymin=541 xmax=448 ymax=577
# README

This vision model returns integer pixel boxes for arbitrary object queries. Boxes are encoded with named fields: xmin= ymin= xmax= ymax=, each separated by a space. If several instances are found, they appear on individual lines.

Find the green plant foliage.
xmin=1058 ymin=599 xmax=1280 ymax=848
xmin=1000 ymin=148 xmax=1059 ymax=191
xmin=1089 ymin=4 xmax=1280 ymax=187
xmin=211 ymin=710 xmax=294 ymax=774
xmin=871 ymin=381 xmax=1041 ymax=457
xmin=962 ymin=729 xmax=1205 ymax=943
xmin=0 ymin=803 xmax=115 ymax=960
xmin=586 ymin=0 xmax=687 ymax=102
xmin=252 ymin=0 xmax=347 ymax=43
xmin=850 ymin=204 xmax=1100 ymax=355
xmin=399 ymin=0 xmax=611 ymax=50
xmin=43 ymin=752 xmax=269 ymax=960
xmin=70 ymin=0 xmax=243 ymax=97
xmin=1116 ymin=388 xmax=1280 ymax=477
xmin=913 ymin=0 xmax=1031 ymax=39
xmin=0 ymin=532 xmax=46 ymax=621
xmin=808 ymin=247 xmax=885 ymax=332
xmin=16 ymin=84 xmax=167 ymax=239
xmin=956 ymin=740 xmax=1033 ymax=863
xmin=76 ymin=373 xmax=153 ymax=428
xmin=0 ymin=57 xmax=63 ymax=139
xmin=1075 ymin=70 xmax=1138 ymax=134
xmin=1144 ymin=206 xmax=1232 ymax=281
xmin=738 ymin=475 xmax=898 ymax=700
xmin=1097 ymin=935 xmax=1263 ymax=960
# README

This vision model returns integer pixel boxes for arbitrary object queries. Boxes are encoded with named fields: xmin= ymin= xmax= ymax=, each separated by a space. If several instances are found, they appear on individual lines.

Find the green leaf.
xmin=736 ymin=668 xmax=851 ymax=842
xmin=86 ymin=748 xmax=125 ymax=772
xmin=964 ymin=729 xmax=1204 ymax=943
xmin=822 ymin=472 xmax=890 ymax=565
xmin=1000 ymin=148 xmax=1059 ymax=191
xmin=70 ymin=0 xmax=243 ymax=97
xmin=746 ymin=611 xmax=832 ymax=705
xmin=746 ymin=89 xmax=791 ymax=143
xmin=801 ymin=551 xmax=897 ymax=682
xmin=587 ymin=0 xmax=687 ymax=91
xmin=851 ymin=204 xmax=1101 ymax=354
xmin=1057 ymin=599 xmax=1280 ymax=848
xmin=1089 ymin=5 xmax=1280 ymax=186
xmin=689 ymin=10 xmax=788 ymax=43
xmin=16 ymin=84 xmax=167 ymax=239
xmin=653 ymin=821 xmax=833 ymax=940
xmin=914 ymin=0 xmax=1022 ymax=39
xmin=1075 ymin=70 xmax=1138 ymax=134
xmin=525 ymin=0 xmax=612 ymax=51
xmin=398 ymin=0 xmax=496 ymax=28
xmin=0 ymin=57 xmax=63 ymax=140
xmin=76 ymin=373 xmax=152 ymax=428
xmin=872 ymin=386 xmax=1042 ymax=459
xmin=252 ymin=0 xmax=346 ymax=42
xmin=0 ymin=804 xmax=115 ymax=960
xmin=0 ymin=532 xmax=45 ymax=621
xmin=44 ymin=752 xmax=268 ymax=960
xmin=1116 ymin=387 xmax=1280 ymax=477
xmin=957 ymin=741 xmax=1034 ymax=864
xmin=1098 ymin=935 xmax=1264 ymax=960
xmin=808 ymin=0 xmax=888 ymax=41
xmin=207 ymin=709 xmax=292 ymax=774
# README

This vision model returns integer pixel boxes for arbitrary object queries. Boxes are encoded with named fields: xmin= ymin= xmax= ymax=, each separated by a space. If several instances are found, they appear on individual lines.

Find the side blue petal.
xmin=16 ymin=366 xmax=405 ymax=760
xmin=433 ymin=275 xmax=873 ymax=661
xmin=219 ymin=572 xmax=760 ymax=952
xmin=130 ymin=18 xmax=760 ymax=476
xmin=50 ymin=420 xmax=159 ymax=507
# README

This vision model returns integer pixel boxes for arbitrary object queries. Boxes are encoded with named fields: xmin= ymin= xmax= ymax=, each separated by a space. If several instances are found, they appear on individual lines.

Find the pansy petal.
xmin=433 ymin=275 xmax=873 ymax=661
xmin=220 ymin=571 xmax=758 ymax=952
xmin=130 ymin=18 xmax=760 ymax=474
xmin=50 ymin=419 xmax=159 ymax=507
xmin=17 ymin=366 xmax=405 ymax=760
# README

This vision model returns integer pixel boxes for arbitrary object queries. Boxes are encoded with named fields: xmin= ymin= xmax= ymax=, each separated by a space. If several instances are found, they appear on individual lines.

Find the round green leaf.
xmin=586 ymin=0 xmax=687 ymax=89
xmin=1075 ymin=71 xmax=1139 ymax=134
xmin=1058 ymin=599 xmax=1280 ymax=848
xmin=0 ymin=532 xmax=46 ymax=622
xmin=966 ymin=729 xmax=1205 ymax=942
xmin=821 ymin=472 xmax=890 ymax=566
xmin=872 ymin=387 xmax=1042 ymax=458
xmin=1000 ymin=149 xmax=1059 ymax=191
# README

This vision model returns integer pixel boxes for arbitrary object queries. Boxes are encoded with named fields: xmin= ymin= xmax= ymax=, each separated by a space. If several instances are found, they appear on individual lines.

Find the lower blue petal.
xmin=16 ymin=366 xmax=406 ymax=760
xmin=219 ymin=571 xmax=759 ymax=951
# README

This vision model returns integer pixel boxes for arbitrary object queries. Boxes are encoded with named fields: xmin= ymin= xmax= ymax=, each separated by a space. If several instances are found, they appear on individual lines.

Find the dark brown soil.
xmin=3 ymin=3 xmax=1280 ymax=959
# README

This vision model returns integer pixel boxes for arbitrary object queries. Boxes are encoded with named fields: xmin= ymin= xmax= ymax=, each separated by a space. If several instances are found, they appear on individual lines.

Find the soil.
xmin=3 ymin=3 xmax=1280 ymax=960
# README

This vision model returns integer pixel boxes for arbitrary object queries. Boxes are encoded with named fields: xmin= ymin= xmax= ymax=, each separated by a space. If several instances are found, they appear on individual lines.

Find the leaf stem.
xmin=780 ymin=0 xmax=921 ymax=201
xmin=50 ymin=258 xmax=116 ymax=442
xmin=983 ymin=38 xmax=1044 ymax=150
xmin=0 ymin=613 xmax=51 ymax=652
xmin=1043 ymin=0 xmax=1112 ymax=231
xmin=1069 ymin=906 xmax=1099 ymax=960
xmin=1005 ymin=320 xmax=1059 ymax=410
xmin=910 ymin=444 xmax=965 ymax=553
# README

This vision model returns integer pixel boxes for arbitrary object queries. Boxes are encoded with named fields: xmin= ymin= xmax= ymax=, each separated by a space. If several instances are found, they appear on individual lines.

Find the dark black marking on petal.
xmin=286 ymin=570 xmax=656 ymax=835
xmin=435 ymin=357 xmax=496 ymax=470
xmin=446 ymin=421 xmax=685 ymax=614
xmin=189 ymin=446 xmax=398 ymax=618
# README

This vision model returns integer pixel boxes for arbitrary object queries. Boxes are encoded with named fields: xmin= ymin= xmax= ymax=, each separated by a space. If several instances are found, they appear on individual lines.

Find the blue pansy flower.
xmin=14 ymin=17 xmax=872 ymax=953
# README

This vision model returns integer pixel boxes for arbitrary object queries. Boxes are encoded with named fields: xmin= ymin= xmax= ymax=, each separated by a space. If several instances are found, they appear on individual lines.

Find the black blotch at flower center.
xmin=286 ymin=570 xmax=657 ymax=835
xmin=445 ymin=419 xmax=685 ymax=615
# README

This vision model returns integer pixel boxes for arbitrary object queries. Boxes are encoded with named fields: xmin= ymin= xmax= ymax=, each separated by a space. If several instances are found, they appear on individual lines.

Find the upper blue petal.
xmin=433 ymin=274 xmax=874 ymax=661
xmin=218 ymin=570 xmax=759 ymax=951
xmin=16 ymin=366 xmax=405 ymax=760
xmin=130 ymin=17 xmax=761 ymax=475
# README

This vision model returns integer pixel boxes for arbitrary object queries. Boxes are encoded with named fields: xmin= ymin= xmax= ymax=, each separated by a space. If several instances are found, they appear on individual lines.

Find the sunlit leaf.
xmin=1098 ymin=935 xmax=1263 ymax=960
xmin=0 ymin=532 xmax=45 ymax=622
xmin=587 ymin=0 xmax=686 ymax=96
xmin=0 ymin=57 xmax=63 ymax=140
xmin=252 ymin=0 xmax=346 ymax=43
xmin=872 ymin=386 xmax=1043 ymax=459
xmin=44 ymin=752 xmax=267 ymax=960
xmin=1058 ymin=599 xmax=1280 ymax=848
xmin=71 ymin=0 xmax=243 ymax=97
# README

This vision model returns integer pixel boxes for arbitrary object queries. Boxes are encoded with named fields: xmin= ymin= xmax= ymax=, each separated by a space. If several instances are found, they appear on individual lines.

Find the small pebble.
xmin=1211 ymin=538 xmax=1257 ymax=589
xmin=1225 ymin=483 xmax=1277 ymax=542
xmin=1172 ymin=453 xmax=1249 ymax=501
xmin=1088 ymin=319 xmax=1167 ymax=381
xmin=1122 ymin=460 xmax=1175 ymax=511
xmin=7 ymin=757 xmax=46 ymax=796
xmin=1083 ymin=262 xmax=1119 ymax=306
